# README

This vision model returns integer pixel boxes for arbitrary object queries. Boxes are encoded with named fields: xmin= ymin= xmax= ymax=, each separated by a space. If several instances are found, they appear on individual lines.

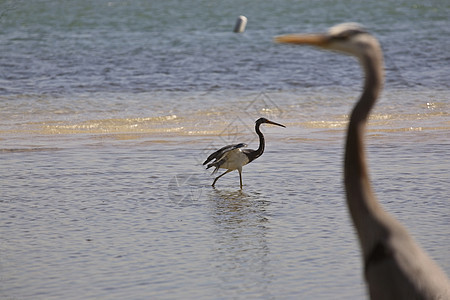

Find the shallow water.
xmin=2 ymin=135 xmax=449 ymax=299
xmin=1 ymin=0 xmax=450 ymax=299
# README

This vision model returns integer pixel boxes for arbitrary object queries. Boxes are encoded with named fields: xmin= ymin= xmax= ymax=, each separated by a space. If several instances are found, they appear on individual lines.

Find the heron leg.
xmin=238 ymin=167 xmax=243 ymax=189
xmin=212 ymin=169 xmax=232 ymax=187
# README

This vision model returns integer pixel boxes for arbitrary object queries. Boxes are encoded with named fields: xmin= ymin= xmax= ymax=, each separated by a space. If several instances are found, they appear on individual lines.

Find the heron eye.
xmin=333 ymin=29 xmax=366 ymax=41
xmin=333 ymin=34 xmax=349 ymax=41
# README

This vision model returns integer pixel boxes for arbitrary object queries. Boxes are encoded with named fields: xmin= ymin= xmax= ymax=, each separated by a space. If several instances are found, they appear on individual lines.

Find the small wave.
xmin=17 ymin=115 xmax=181 ymax=135
xmin=0 ymin=147 xmax=61 ymax=153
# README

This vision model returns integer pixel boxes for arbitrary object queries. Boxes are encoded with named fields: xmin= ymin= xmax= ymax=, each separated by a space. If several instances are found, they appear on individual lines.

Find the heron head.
xmin=275 ymin=23 xmax=379 ymax=59
xmin=256 ymin=117 xmax=286 ymax=128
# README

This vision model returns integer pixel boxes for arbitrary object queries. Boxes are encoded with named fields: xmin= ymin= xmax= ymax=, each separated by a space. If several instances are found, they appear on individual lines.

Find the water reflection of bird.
xmin=203 ymin=117 xmax=285 ymax=189
xmin=276 ymin=23 xmax=450 ymax=299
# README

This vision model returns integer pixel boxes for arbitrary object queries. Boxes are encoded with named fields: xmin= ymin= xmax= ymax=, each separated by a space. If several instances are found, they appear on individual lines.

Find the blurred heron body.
xmin=276 ymin=23 xmax=450 ymax=299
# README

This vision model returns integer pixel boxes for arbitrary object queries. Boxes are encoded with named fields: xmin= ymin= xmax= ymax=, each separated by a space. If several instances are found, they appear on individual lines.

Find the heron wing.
xmin=203 ymin=143 xmax=247 ymax=165
xmin=241 ymin=148 xmax=255 ymax=155
xmin=208 ymin=147 xmax=246 ymax=174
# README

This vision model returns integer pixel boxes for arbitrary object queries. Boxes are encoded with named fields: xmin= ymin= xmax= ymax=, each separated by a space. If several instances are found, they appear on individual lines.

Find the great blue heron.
xmin=276 ymin=23 xmax=450 ymax=299
xmin=203 ymin=117 xmax=285 ymax=189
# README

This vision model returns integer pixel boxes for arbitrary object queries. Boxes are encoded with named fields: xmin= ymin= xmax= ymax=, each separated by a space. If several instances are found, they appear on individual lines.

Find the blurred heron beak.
xmin=275 ymin=33 xmax=329 ymax=47
xmin=266 ymin=120 xmax=286 ymax=128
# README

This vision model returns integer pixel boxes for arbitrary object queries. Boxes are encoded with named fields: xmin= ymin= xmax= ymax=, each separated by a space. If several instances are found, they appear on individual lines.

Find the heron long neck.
xmin=247 ymin=123 xmax=265 ymax=163
xmin=344 ymin=40 xmax=386 ymax=255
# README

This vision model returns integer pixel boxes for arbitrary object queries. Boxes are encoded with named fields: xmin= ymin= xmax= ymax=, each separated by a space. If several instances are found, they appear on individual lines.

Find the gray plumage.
xmin=203 ymin=143 xmax=247 ymax=173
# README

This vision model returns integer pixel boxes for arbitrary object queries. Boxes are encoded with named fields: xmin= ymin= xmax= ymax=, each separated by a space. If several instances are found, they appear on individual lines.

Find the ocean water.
xmin=1 ymin=0 xmax=449 ymax=299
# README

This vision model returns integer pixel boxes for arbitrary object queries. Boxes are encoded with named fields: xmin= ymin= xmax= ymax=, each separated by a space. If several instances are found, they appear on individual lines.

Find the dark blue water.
xmin=1 ymin=0 xmax=449 ymax=96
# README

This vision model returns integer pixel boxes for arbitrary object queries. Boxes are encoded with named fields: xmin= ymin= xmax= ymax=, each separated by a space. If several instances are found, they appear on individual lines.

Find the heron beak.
xmin=274 ymin=33 xmax=330 ymax=48
xmin=266 ymin=120 xmax=286 ymax=128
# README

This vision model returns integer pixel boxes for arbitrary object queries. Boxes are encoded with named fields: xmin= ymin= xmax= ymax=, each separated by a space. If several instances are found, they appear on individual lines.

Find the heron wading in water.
xmin=203 ymin=117 xmax=285 ymax=189
xmin=276 ymin=23 xmax=450 ymax=299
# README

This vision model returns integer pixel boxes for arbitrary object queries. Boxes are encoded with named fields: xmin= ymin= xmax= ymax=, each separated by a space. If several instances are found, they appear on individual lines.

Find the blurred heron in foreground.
xmin=276 ymin=23 xmax=450 ymax=299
